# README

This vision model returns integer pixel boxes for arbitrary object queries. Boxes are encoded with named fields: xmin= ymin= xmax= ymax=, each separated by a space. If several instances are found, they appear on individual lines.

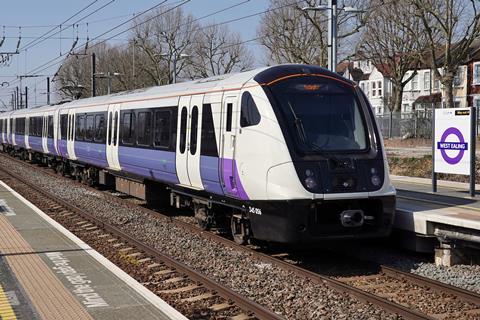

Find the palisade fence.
xmin=375 ymin=110 xmax=480 ymax=139
xmin=375 ymin=111 xmax=433 ymax=139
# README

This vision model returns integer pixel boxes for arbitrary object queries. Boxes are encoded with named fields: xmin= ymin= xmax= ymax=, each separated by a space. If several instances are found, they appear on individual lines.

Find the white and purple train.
xmin=0 ymin=64 xmax=395 ymax=244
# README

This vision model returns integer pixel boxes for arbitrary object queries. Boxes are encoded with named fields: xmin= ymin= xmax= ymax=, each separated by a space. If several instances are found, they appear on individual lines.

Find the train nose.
xmin=340 ymin=210 xmax=364 ymax=227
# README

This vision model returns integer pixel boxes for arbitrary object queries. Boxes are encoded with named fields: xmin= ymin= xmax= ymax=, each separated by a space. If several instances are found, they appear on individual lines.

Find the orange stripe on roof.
xmin=264 ymin=73 xmax=355 ymax=87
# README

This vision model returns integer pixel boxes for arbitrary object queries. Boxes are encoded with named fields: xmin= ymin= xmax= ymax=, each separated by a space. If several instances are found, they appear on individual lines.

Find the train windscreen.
xmin=269 ymin=76 xmax=368 ymax=153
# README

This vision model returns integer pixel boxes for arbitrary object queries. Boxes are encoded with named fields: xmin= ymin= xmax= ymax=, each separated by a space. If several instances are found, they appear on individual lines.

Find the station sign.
xmin=434 ymin=108 xmax=472 ymax=175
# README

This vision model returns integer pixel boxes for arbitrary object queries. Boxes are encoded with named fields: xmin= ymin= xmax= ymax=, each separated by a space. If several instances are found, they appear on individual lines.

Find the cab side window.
xmin=240 ymin=92 xmax=261 ymax=128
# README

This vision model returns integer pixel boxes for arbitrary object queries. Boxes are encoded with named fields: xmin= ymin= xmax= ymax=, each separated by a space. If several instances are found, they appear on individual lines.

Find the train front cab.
xmin=245 ymin=65 xmax=396 ymax=244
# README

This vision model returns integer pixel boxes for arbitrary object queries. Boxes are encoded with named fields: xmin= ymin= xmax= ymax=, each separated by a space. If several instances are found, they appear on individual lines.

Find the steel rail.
xmin=0 ymin=165 xmax=284 ymax=320
xmin=2 ymin=154 xmax=480 ymax=319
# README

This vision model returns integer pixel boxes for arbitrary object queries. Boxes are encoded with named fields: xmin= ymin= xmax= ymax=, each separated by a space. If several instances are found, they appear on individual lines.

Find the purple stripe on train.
xmin=47 ymin=138 xmax=57 ymax=155
xmin=200 ymin=156 xmax=224 ymax=196
xmin=221 ymin=158 xmax=249 ymax=200
xmin=29 ymin=136 xmax=43 ymax=152
xmin=14 ymin=134 xmax=25 ymax=148
xmin=118 ymin=146 xmax=179 ymax=184
xmin=58 ymin=139 xmax=68 ymax=158
xmin=75 ymin=141 xmax=108 ymax=168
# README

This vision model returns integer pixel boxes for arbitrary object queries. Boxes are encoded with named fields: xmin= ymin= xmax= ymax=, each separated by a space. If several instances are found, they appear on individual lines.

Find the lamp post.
xmin=303 ymin=0 xmax=364 ymax=72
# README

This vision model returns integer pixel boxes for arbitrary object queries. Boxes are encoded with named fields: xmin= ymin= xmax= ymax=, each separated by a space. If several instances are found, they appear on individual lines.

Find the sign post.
xmin=433 ymin=107 xmax=475 ymax=197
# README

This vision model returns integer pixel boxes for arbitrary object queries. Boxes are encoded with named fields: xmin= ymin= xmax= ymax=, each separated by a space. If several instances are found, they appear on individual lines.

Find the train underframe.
xmin=2 ymin=144 xmax=395 ymax=245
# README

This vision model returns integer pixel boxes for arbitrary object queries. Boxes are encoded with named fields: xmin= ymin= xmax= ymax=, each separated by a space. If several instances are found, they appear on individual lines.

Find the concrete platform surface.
xmin=391 ymin=175 xmax=480 ymax=237
xmin=0 ymin=180 xmax=187 ymax=320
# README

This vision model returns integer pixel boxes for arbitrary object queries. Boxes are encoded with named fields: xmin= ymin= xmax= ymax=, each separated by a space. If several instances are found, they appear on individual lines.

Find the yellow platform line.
xmin=0 ymin=284 xmax=16 ymax=320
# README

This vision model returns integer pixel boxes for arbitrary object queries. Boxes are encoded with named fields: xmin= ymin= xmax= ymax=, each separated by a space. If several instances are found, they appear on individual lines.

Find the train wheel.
xmin=230 ymin=214 xmax=248 ymax=245
xmin=194 ymin=205 xmax=211 ymax=231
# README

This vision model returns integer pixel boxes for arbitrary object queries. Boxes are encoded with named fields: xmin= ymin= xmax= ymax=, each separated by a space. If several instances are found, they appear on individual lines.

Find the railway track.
xmin=0 ymin=164 xmax=283 ymax=320
xmin=1 ymin=153 xmax=480 ymax=319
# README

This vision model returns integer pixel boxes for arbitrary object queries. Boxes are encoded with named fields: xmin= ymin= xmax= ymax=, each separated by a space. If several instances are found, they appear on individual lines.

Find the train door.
xmin=106 ymin=104 xmax=121 ymax=170
xmin=42 ymin=115 xmax=48 ymax=153
xmin=67 ymin=110 xmax=77 ymax=160
xmin=176 ymin=96 xmax=192 ymax=187
xmin=187 ymin=95 xmax=203 ymax=189
xmin=11 ymin=117 xmax=16 ymax=146
xmin=53 ymin=108 xmax=60 ymax=154
xmin=220 ymin=94 xmax=240 ymax=198
xmin=25 ymin=116 xmax=30 ymax=149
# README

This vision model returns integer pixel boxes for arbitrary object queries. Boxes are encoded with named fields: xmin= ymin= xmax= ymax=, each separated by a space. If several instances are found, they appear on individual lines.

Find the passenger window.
xmin=154 ymin=110 xmax=172 ymax=149
xmin=179 ymin=107 xmax=188 ymax=153
xmin=60 ymin=115 xmax=68 ymax=140
xmin=240 ymin=92 xmax=261 ymax=128
xmin=190 ymin=106 xmax=198 ymax=155
xmin=75 ymin=115 xmax=85 ymax=141
xmin=201 ymin=104 xmax=218 ymax=157
xmin=108 ymin=113 xmax=112 ymax=145
xmin=94 ymin=114 xmax=106 ymax=143
xmin=48 ymin=116 xmax=54 ymax=138
xmin=113 ymin=111 xmax=118 ymax=145
xmin=85 ymin=115 xmax=94 ymax=141
xmin=226 ymin=103 xmax=233 ymax=132
xmin=137 ymin=111 xmax=152 ymax=146
xmin=122 ymin=112 xmax=136 ymax=145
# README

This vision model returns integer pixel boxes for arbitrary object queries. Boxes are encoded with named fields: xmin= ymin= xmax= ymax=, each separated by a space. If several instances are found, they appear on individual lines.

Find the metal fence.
xmin=375 ymin=111 xmax=433 ymax=139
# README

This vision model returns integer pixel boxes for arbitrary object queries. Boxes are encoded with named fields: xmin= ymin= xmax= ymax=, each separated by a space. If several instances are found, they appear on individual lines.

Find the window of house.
xmin=377 ymin=81 xmax=382 ymax=96
xmin=372 ymin=81 xmax=376 ymax=97
xmin=474 ymin=63 xmax=480 ymax=85
xmin=434 ymin=79 xmax=440 ymax=90
xmin=240 ymin=92 xmax=261 ymax=127
xmin=424 ymin=71 xmax=431 ymax=90
xmin=412 ymin=74 xmax=418 ymax=90
xmin=137 ymin=111 xmax=152 ymax=146
xmin=121 ymin=112 xmax=136 ymax=145
xmin=454 ymin=67 xmax=464 ymax=87
xmin=475 ymin=97 xmax=480 ymax=108
xmin=454 ymin=100 xmax=461 ymax=108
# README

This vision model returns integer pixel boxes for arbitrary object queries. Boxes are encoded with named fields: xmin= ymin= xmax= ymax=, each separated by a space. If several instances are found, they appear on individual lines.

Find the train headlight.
xmin=371 ymin=174 xmax=381 ymax=186
xmin=304 ymin=168 xmax=319 ymax=191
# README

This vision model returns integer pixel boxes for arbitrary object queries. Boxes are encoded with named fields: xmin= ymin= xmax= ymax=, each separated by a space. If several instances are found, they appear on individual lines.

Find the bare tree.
xmin=358 ymin=0 xmax=425 ymax=112
xmin=133 ymin=6 xmax=198 ymax=84
xmin=257 ymin=0 xmax=366 ymax=66
xmin=187 ymin=24 xmax=254 ymax=79
xmin=410 ymin=0 xmax=480 ymax=108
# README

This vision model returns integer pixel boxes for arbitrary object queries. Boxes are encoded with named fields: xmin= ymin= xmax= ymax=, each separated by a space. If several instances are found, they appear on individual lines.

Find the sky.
xmin=0 ymin=0 xmax=271 ymax=108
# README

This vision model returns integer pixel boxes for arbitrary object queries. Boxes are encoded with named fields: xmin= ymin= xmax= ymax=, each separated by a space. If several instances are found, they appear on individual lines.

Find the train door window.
xmin=107 ymin=113 xmax=112 ymax=145
xmin=48 ymin=116 xmax=54 ymax=138
xmin=137 ymin=111 xmax=152 ymax=146
xmin=121 ymin=112 xmax=136 ymax=145
xmin=85 ymin=115 xmax=94 ymax=141
xmin=154 ymin=110 xmax=172 ymax=149
xmin=179 ymin=107 xmax=188 ymax=153
xmin=190 ymin=106 xmax=198 ymax=155
xmin=60 ymin=115 xmax=68 ymax=140
xmin=94 ymin=114 xmax=106 ymax=143
xmin=226 ymin=103 xmax=233 ymax=132
xmin=240 ymin=92 xmax=261 ymax=128
xmin=75 ymin=115 xmax=85 ymax=141
xmin=113 ymin=111 xmax=118 ymax=145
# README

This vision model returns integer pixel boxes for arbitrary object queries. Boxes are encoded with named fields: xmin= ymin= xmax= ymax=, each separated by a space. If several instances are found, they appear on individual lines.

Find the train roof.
xmin=2 ymin=64 xmax=354 ymax=116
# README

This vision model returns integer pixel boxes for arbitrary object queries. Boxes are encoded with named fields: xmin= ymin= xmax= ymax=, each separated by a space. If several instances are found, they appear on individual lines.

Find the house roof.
xmin=414 ymin=92 xmax=441 ymax=104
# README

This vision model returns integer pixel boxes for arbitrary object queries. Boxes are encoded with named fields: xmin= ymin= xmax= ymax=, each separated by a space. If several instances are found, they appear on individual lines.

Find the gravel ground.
xmin=329 ymin=241 xmax=480 ymax=294
xmin=0 ymin=156 xmax=398 ymax=319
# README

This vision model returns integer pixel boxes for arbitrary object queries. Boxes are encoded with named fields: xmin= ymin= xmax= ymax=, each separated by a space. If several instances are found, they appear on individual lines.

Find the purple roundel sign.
xmin=437 ymin=127 xmax=468 ymax=165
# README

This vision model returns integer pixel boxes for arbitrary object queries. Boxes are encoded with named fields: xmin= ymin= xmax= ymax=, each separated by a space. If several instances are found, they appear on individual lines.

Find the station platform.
xmin=391 ymin=175 xmax=480 ymax=262
xmin=0 ymin=181 xmax=187 ymax=320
